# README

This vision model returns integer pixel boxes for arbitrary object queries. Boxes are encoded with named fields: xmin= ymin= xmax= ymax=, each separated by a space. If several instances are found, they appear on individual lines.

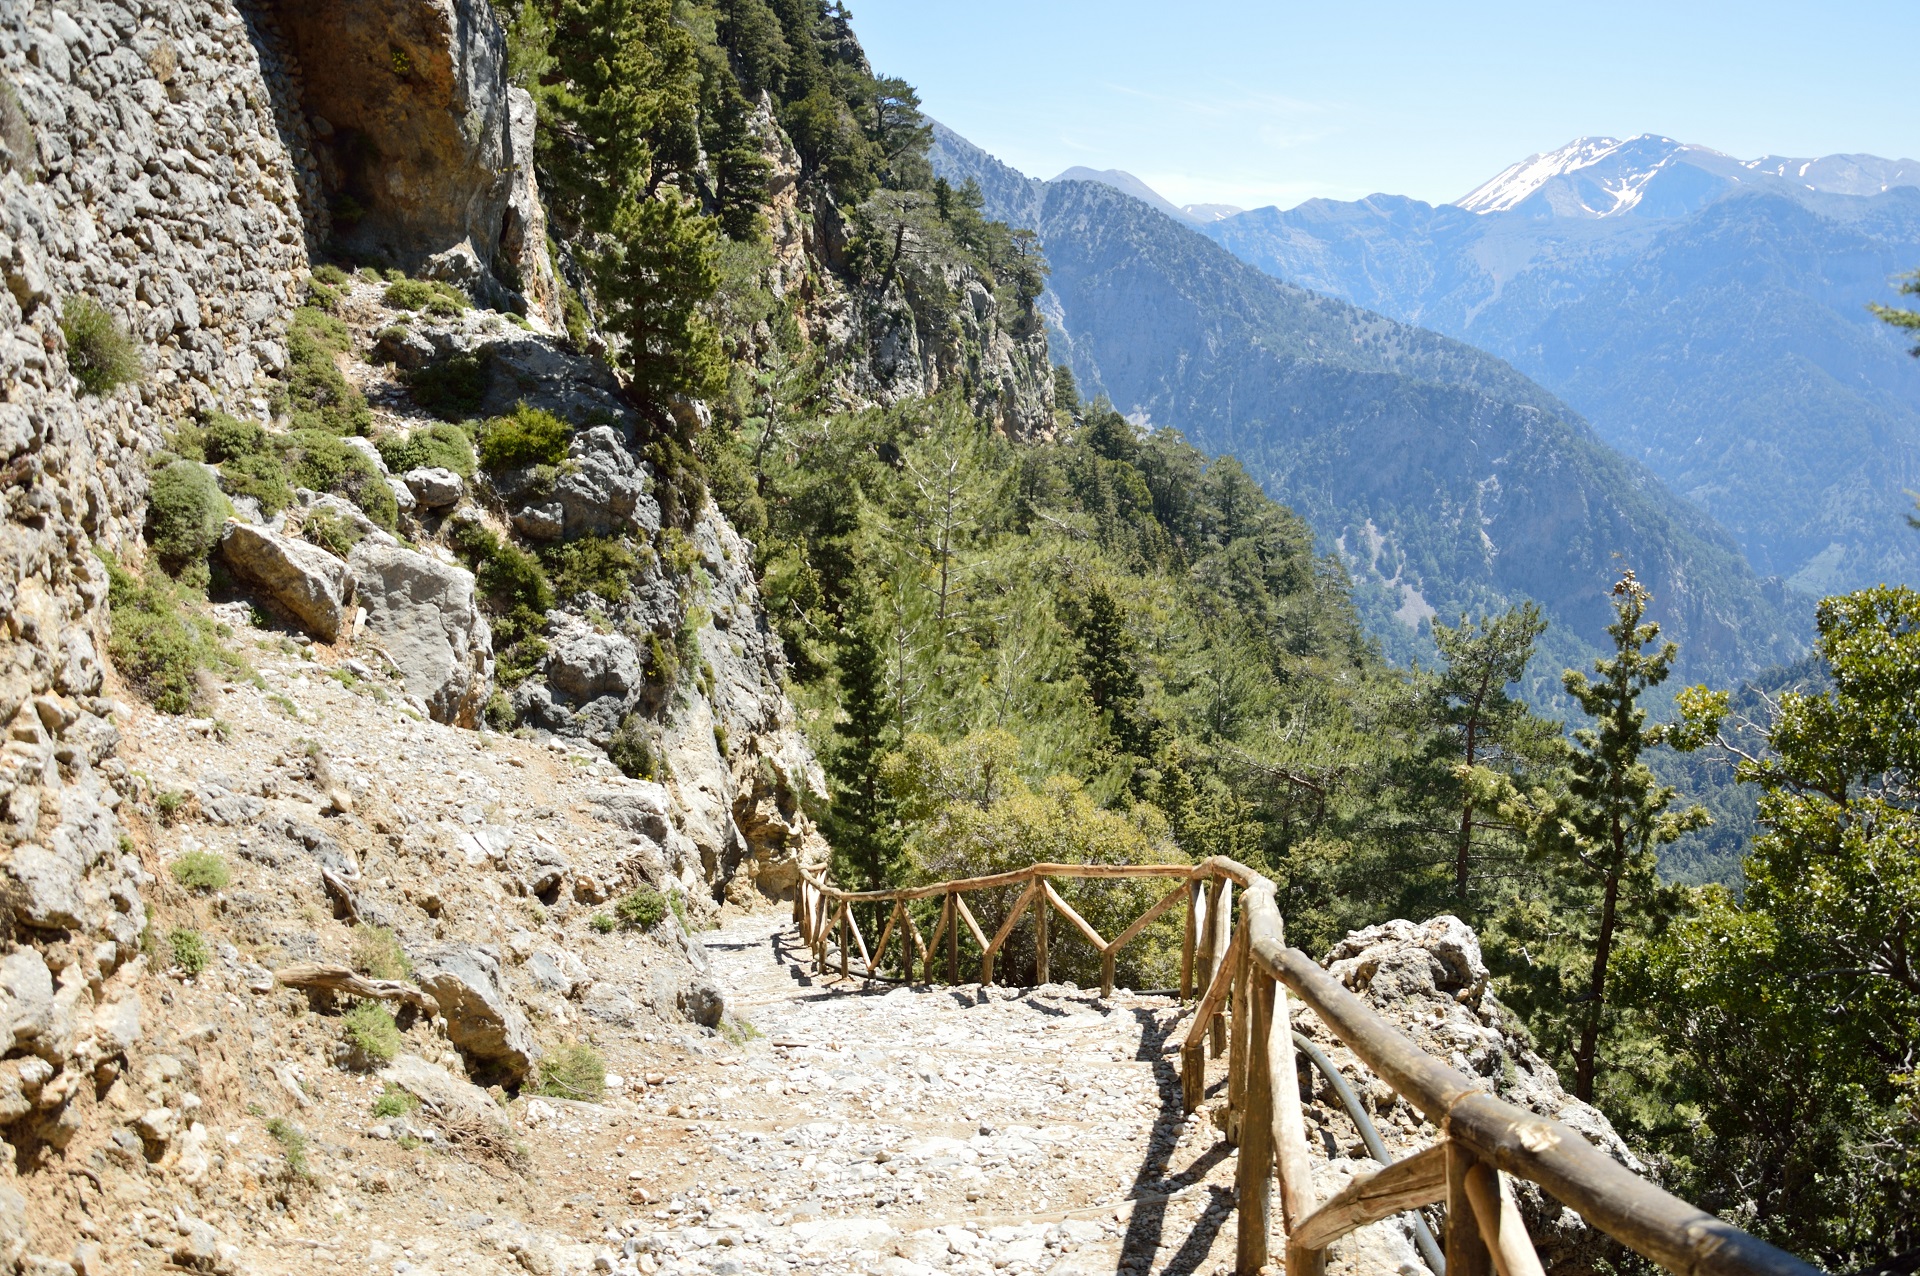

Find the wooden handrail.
xmin=791 ymin=857 xmax=1828 ymax=1276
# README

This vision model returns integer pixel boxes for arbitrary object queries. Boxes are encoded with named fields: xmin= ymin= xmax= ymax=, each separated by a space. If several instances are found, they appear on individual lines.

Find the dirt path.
xmin=587 ymin=912 xmax=1253 ymax=1276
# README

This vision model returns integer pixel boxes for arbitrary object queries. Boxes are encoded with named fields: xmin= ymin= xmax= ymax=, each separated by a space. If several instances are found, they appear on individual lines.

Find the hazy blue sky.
xmin=849 ymin=0 xmax=1920 ymax=211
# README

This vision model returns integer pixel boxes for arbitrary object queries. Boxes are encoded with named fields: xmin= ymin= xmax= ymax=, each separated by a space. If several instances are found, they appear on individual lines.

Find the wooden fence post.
xmin=1181 ymin=876 xmax=1200 ymax=1001
xmin=1210 ymin=880 xmax=1233 ymax=1057
xmin=947 ymin=892 xmax=960 ymax=983
xmin=1447 ymin=1141 xmax=1495 ymax=1276
xmin=1035 ymin=879 xmax=1050 ymax=986
xmin=1234 ymin=971 xmax=1275 ymax=1274
xmin=1227 ymin=923 xmax=1251 ymax=1145
xmin=1464 ymin=1163 xmax=1547 ymax=1276
xmin=1273 ymin=986 xmax=1325 ymax=1276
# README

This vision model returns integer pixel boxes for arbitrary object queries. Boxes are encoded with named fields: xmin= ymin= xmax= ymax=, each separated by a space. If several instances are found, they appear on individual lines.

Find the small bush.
xmin=350 ymin=923 xmax=411 ymax=981
xmin=285 ymin=431 xmax=397 ymax=530
xmin=103 ymin=555 xmax=247 ymax=714
xmin=281 ymin=306 xmax=371 ymax=435
xmin=377 ymin=421 xmax=476 ymax=478
xmin=343 ymin=1000 xmax=402 ymax=1063
xmin=266 ymin=1117 xmax=310 ymax=1176
xmin=61 ymin=296 xmax=142 ymax=396
xmin=146 ymin=459 xmax=229 ymax=580
xmin=169 ymin=850 xmax=231 ymax=892
xmin=154 ymin=789 xmax=188 ymax=824
xmin=168 ymin=928 xmax=210 ymax=975
xmin=302 ymin=507 xmax=365 ymax=559
xmin=201 ymin=411 xmax=268 ymax=463
xmin=312 ymin=264 xmax=351 ymax=288
xmin=448 ymin=519 xmax=553 ymax=682
xmin=371 ymin=1084 xmax=419 ymax=1119
xmin=661 ymin=527 xmax=702 ymax=577
xmin=306 ymin=276 xmax=342 ymax=312
xmin=219 ymin=451 xmax=295 ymax=515
xmin=614 ymin=885 xmax=666 ymax=931
xmin=589 ymin=913 xmax=616 ymax=934
xmin=383 ymin=278 xmax=434 ymax=310
xmin=608 ymin=713 xmax=655 ymax=780
xmin=407 ymin=350 xmax=490 ymax=420
xmin=533 ymin=1042 xmax=605 ymax=1102
xmin=478 ymin=402 xmax=569 ymax=470
xmin=543 ymin=535 xmax=642 ymax=605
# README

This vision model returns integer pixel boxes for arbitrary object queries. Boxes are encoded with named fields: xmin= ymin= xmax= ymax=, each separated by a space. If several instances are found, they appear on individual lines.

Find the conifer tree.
xmin=824 ymin=607 xmax=899 ymax=893
xmin=1525 ymin=569 xmax=1706 ymax=1102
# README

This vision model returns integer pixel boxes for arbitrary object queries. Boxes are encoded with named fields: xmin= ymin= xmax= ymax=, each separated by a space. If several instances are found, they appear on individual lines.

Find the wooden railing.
xmin=793 ymin=858 xmax=1826 ymax=1276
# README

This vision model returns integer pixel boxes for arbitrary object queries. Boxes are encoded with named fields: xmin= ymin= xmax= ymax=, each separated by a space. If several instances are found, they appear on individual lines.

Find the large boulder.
xmin=347 ymin=542 xmax=494 ymax=726
xmin=404 ymin=467 xmax=464 ymax=509
xmin=543 ymin=620 xmax=642 ymax=703
xmin=219 ymin=523 xmax=353 ymax=642
xmin=553 ymin=426 xmax=657 ymax=540
xmin=413 ymin=946 xmax=537 ymax=1084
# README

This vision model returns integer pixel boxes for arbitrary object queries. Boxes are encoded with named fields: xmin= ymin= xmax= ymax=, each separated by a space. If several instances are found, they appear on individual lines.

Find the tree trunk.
xmin=1574 ymin=822 xmax=1626 ymax=1103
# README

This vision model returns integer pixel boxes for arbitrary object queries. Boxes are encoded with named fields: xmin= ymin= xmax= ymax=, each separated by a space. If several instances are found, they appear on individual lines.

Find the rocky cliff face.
xmin=0 ymin=0 xmax=836 ymax=1266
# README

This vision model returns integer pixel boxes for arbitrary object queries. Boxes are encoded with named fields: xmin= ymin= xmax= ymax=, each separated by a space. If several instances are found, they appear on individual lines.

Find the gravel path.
xmin=603 ymin=912 xmax=1254 ymax=1276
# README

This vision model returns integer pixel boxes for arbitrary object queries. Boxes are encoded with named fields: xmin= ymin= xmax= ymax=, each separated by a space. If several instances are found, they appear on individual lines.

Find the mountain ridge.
xmin=1200 ymin=137 xmax=1920 ymax=597
xmin=931 ymin=122 xmax=1805 ymax=704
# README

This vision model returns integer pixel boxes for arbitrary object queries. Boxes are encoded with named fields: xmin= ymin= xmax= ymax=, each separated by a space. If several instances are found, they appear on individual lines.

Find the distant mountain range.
xmin=1197 ymin=135 xmax=1920 ymax=598
xmin=1051 ymin=167 xmax=1243 ymax=228
xmin=931 ymin=125 xmax=1805 ymax=706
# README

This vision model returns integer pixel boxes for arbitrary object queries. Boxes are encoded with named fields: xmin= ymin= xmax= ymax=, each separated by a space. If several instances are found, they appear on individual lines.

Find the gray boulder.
xmin=347 ymin=542 xmax=494 ymax=727
xmin=589 ymin=783 xmax=671 ymax=843
xmin=0 ymin=948 xmax=54 ymax=1055
xmin=404 ymin=467 xmax=464 ymax=509
xmin=543 ymin=621 xmax=641 ymax=703
xmin=219 ymin=523 xmax=353 ymax=642
xmin=552 ymin=426 xmax=657 ymax=540
xmin=413 ymin=945 xmax=538 ymax=1083
xmin=3 ymin=845 xmax=83 ymax=931
xmin=386 ymin=475 xmax=418 ymax=516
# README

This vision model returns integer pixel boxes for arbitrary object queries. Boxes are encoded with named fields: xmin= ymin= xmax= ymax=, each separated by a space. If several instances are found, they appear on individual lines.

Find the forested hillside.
xmin=927 ymin=124 xmax=1806 ymax=710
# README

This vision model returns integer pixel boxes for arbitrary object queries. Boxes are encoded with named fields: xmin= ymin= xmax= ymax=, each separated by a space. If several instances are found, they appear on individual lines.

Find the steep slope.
xmin=931 ymin=124 xmax=1803 ymax=696
xmin=1203 ymin=138 xmax=1920 ymax=596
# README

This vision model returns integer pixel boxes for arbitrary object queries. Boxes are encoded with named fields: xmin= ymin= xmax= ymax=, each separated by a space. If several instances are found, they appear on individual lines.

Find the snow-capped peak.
xmin=1455 ymin=136 xmax=1630 ymax=213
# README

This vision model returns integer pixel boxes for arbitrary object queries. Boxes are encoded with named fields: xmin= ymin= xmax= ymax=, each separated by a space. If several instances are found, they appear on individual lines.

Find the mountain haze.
xmin=932 ymin=123 xmax=1804 ymax=702
xmin=1204 ymin=135 xmax=1920 ymax=596
xmin=1052 ymin=166 xmax=1244 ymax=228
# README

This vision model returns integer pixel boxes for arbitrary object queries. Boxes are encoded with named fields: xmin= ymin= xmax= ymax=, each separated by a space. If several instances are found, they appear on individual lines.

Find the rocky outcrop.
xmin=1307 ymin=917 xmax=1636 ymax=1276
xmin=219 ymin=522 xmax=353 ymax=642
xmin=347 ymin=540 xmax=492 ymax=725
xmin=261 ymin=0 xmax=559 ymax=322
xmin=414 ymin=944 xmax=538 ymax=1084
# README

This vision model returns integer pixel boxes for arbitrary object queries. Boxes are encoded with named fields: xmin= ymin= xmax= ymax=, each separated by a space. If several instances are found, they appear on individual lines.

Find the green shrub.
xmin=60 ymin=296 xmax=142 ymax=396
xmin=281 ymin=306 xmax=371 ymax=435
xmin=266 ymin=1117 xmax=310 ymax=1176
xmin=406 ymin=351 xmax=489 ymax=420
xmin=371 ymin=1084 xmax=419 ymax=1118
xmin=448 ymin=519 xmax=553 ymax=680
xmin=146 ymin=460 xmax=228 ymax=580
xmin=201 ymin=412 xmax=268 ymax=463
xmin=169 ymin=851 xmax=231 ymax=892
xmin=168 ymin=928 xmax=210 ymax=975
xmin=284 ymin=431 xmax=397 ymax=530
xmin=306 ymin=276 xmax=342 ymax=312
xmin=154 ymin=789 xmax=188 ymax=824
xmin=478 ymin=402 xmax=569 ymax=470
xmin=103 ymin=555 xmax=246 ymax=714
xmin=661 ymin=527 xmax=701 ymax=577
xmin=589 ymin=913 xmax=616 ymax=934
xmin=383 ymin=279 xmax=436 ymax=310
xmin=342 ymin=1000 xmax=402 ymax=1063
xmin=312 ymin=264 xmax=351 ymax=288
xmin=219 ymin=451 xmax=295 ymax=515
xmin=608 ymin=713 xmax=655 ymax=780
xmin=377 ymin=421 xmax=476 ymax=478
xmin=614 ymin=885 xmax=666 ymax=931
xmin=543 ymin=535 xmax=641 ymax=605
xmin=533 ymin=1042 xmax=605 ymax=1101
xmin=301 ymin=507 xmax=365 ymax=559
xmin=483 ymin=689 xmax=516 ymax=731
xmin=350 ymin=923 xmax=411 ymax=981
xmin=382 ymin=278 xmax=469 ymax=313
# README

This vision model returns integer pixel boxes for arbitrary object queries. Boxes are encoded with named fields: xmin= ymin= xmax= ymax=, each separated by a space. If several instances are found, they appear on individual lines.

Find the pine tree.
xmin=1528 ymin=569 xmax=1706 ymax=1102
xmin=824 ymin=608 xmax=899 ymax=893
xmin=1427 ymin=603 xmax=1556 ymax=905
